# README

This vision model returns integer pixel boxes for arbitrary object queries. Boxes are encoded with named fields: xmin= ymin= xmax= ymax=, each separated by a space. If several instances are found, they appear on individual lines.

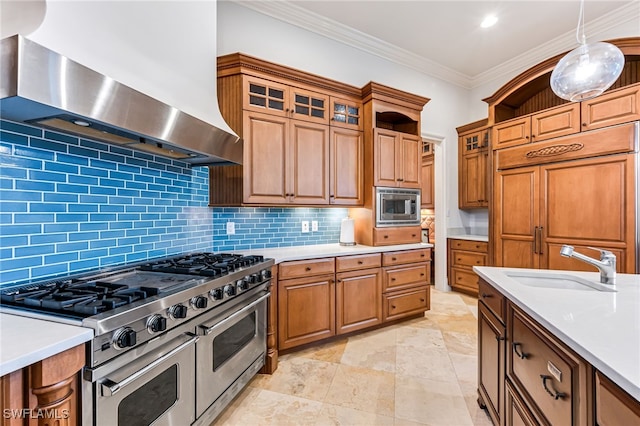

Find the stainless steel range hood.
xmin=0 ymin=35 xmax=242 ymax=165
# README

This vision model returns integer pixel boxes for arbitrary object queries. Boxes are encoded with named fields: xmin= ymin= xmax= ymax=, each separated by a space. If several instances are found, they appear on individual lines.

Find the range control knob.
xmin=261 ymin=269 xmax=272 ymax=280
xmin=168 ymin=304 xmax=188 ymax=319
xmin=249 ymin=273 xmax=260 ymax=284
xmin=190 ymin=296 xmax=208 ymax=309
xmin=113 ymin=327 xmax=137 ymax=349
xmin=237 ymin=278 xmax=249 ymax=291
xmin=224 ymin=284 xmax=236 ymax=297
xmin=210 ymin=288 xmax=224 ymax=300
xmin=146 ymin=315 xmax=167 ymax=334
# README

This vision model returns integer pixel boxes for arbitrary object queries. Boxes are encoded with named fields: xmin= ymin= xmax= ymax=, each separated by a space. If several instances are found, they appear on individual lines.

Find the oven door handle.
xmin=100 ymin=334 xmax=199 ymax=397
xmin=201 ymin=293 xmax=270 ymax=336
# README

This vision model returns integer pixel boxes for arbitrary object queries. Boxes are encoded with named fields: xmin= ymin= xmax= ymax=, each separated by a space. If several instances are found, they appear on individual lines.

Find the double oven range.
xmin=0 ymin=252 xmax=274 ymax=426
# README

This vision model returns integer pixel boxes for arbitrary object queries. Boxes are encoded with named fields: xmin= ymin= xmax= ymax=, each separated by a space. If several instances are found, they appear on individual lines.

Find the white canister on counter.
xmin=339 ymin=217 xmax=356 ymax=246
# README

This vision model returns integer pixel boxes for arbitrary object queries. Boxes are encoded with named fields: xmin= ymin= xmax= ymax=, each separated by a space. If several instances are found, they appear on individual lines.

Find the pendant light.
xmin=550 ymin=0 xmax=625 ymax=102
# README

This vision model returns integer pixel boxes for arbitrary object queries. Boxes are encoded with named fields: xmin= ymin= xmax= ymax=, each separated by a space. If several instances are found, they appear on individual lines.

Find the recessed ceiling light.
xmin=72 ymin=119 xmax=91 ymax=127
xmin=481 ymin=15 xmax=498 ymax=28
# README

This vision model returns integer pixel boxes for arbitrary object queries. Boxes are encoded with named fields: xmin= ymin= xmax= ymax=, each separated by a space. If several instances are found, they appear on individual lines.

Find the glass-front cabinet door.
xmin=289 ymin=87 xmax=330 ymax=125
xmin=242 ymin=75 xmax=289 ymax=117
xmin=330 ymin=96 xmax=363 ymax=130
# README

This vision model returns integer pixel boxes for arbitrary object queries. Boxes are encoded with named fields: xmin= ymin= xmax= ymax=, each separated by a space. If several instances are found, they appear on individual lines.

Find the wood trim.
xmin=361 ymin=81 xmax=430 ymax=110
xmin=217 ymin=52 xmax=361 ymax=98
xmin=456 ymin=118 xmax=489 ymax=135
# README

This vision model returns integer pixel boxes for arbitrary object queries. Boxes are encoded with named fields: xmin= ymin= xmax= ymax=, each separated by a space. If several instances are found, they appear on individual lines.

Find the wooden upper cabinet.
xmin=374 ymin=129 xmax=421 ymax=188
xmin=420 ymin=140 xmax=434 ymax=209
xmin=493 ymin=103 xmax=581 ymax=150
xmin=330 ymin=128 xmax=363 ymax=205
xmin=581 ymin=83 xmax=640 ymax=131
xmin=242 ymin=110 xmax=329 ymax=205
xmin=457 ymin=121 xmax=489 ymax=209
xmin=243 ymin=75 xmax=329 ymax=125
xmin=330 ymin=96 xmax=363 ymax=130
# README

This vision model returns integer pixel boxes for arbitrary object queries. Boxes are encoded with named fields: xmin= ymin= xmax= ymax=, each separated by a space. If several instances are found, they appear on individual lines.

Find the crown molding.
xmin=470 ymin=2 xmax=640 ymax=88
xmin=230 ymin=0 xmax=472 ymax=88
xmin=230 ymin=1 xmax=639 ymax=90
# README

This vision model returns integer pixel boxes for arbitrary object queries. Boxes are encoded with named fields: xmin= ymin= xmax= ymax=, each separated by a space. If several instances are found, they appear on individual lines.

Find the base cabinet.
xmin=0 ymin=344 xmax=84 ymax=426
xmin=448 ymin=239 xmax=488 ymax=295
xmin=478 ymin=278 xmax=640 ymax=426
xmin=275 ymin=248 xmax=430 ymax=352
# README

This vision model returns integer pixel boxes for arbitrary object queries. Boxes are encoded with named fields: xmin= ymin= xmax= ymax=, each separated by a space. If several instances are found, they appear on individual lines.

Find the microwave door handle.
xmin=201 ymin=293 xmax=270 ymax=336
xmin=100 ymin=334 xmax=199 ymax=397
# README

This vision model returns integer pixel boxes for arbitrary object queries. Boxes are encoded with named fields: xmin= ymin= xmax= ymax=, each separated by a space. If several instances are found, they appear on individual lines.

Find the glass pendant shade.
xmin=550 ymin=41 xmax=625 ymax=102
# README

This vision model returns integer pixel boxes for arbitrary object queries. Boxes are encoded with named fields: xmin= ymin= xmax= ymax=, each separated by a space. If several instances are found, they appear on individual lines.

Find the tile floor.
xmin=213 ymin=288 xmax=493 ymax=426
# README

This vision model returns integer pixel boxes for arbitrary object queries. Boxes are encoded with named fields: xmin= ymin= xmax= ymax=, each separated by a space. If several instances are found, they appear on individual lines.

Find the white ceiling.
xmin=231 ymin=0 xmax=639 ymax=88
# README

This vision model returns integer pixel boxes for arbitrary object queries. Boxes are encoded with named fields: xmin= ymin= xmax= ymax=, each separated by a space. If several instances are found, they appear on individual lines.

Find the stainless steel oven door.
xmin=195 ymin=291 xmax=269 ymax=418
xmin=90 ymin=332 xmax=198 ymax=426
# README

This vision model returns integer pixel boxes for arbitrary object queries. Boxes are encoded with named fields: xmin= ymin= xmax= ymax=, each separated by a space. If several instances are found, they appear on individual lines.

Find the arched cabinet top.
xmin=483 ymin=37 xmax=640 ymax=124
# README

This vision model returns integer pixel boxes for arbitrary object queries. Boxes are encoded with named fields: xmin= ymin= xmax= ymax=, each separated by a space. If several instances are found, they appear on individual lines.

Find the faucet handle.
xmin=587 ymin=247 xmax=616 ymax=261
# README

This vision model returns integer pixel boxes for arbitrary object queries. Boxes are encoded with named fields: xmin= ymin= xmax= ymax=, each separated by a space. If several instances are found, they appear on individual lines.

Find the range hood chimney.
xmin=0 ymin=36 xmax=242 ymax=165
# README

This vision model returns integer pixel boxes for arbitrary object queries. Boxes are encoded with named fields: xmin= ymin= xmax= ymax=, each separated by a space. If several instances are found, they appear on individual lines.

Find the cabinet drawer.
xmin=582 ymin=84 xmax=640 ymax=131
xmin=279 ymin=258 xmax=335 ymax=279
xmin=383 ymin=264 xmax=429 ymax=292
xmin=450 ymin=268 xmax=480 ymax=293
xmin=336 ymin=253 xmax=381 ymax=272
xmin=382 ymin=248 xmax=431 ymax=266
xmin=595 ymin=371 xmax=640 ymax=425
xmin=449 ymin=239 xmax=488 ymax=253
xmin=509 ymin=306 xmax=583 ymax=426
xmin=372 ymin=226 xmax=421 ymax=245
xmin=451 ymin=250 xmax=487 ymax=268
xmin=478 ymin=279 xmax=505 ymax=324
xmin=383 ymin=286 xmax=429 ymax=322
xmin=506 ymin=379 xmax=538 ymax=426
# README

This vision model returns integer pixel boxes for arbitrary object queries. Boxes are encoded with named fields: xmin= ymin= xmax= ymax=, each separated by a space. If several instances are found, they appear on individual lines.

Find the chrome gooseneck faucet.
xmin=559 ymin=245 xmax=617 ymax=285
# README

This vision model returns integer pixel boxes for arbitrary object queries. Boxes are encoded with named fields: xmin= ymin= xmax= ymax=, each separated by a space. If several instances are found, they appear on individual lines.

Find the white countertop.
xmin=448 ymin=234 xmax=489 ymax=242
xmin=246 ymin=242 xmax=433 ymax=263
xmin=0 ymin=313 xmax=93 ymax=376
xmin=473 ymin=266 xmax=640 ymax=401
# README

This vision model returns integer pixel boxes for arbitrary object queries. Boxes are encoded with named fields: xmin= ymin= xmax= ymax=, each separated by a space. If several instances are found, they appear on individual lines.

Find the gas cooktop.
xmin=0 ymin=252 xmax=268 ymax=319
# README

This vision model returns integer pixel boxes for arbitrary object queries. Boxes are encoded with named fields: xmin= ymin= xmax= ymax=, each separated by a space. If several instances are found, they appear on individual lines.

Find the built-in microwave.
xmin=375 ymin=187 xmax=421 ymax=227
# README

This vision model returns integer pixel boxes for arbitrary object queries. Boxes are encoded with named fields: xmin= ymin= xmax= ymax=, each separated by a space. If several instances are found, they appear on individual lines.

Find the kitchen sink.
xmin=505 ymin=270 xmax=617 ymax=292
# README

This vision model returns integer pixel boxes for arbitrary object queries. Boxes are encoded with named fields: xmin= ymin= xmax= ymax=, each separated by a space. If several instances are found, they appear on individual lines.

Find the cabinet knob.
xmin=481 ymin=293 xmax=492 ymax=298
xmin=392 ymin=257 xmax=396 ymax=261
xmin=357 ymin=260 xmax=363 ymax=264
xmin=384 ymin=235 xmax=389 ymax=239
xmin=582 ymin=123 xmax=587 ymax=127
xmin=305 ymin=267 xmax=311 ymax=271
xmin=420 ymin=298 xmax=425 ymax=302
xmin=391 ymin=277 xmax=396 ymax=281
xmin=525 ymin=135 xmax=529 ymax=139
xmin=412 ymin=234 xmax=417 ymax=237
xmin=391 ymin=305 xmax=396 ymax=309
xmin=420 ymin=273 xmax=425 ymax=276
xmin=420 ymin=254 xmax=425 ymax=257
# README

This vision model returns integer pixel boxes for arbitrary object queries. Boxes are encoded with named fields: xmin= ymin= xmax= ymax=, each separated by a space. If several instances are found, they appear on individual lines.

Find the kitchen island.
xmin=474 ymin=266 xmax=640 ymax=425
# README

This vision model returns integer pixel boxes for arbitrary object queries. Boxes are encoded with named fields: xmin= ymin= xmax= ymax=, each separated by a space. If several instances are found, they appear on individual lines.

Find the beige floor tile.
xmin=250 ymin=356 xmax=338 ymax=401
xmin=340 ymin=327 xmax=397 ymax=372
xmin=396 ymin=326 xmax=446 ymax=350
xmin=215 ymin=388 xmax=324 ymax=425
xmin=315 ymin=403 xmax=396 ymax=426
xmin=324 ymin=364 xmax=396 ymax=417
xmin=395 ymin=376 xmax=473 ymax=426
xmin=448 ymin=352 xmax=477 ymax=385
xmin=427 ymin=313 xmax=478 ymax=335
xmin=464 ymin=395 xmax=494 ymax=426
xmin=442 ymin=331 xmax=477 ymax=356
xmin=293 ymin=338 xmax=349 ymax=363
xmin=396 ymin=346 xmax=458 ymax=383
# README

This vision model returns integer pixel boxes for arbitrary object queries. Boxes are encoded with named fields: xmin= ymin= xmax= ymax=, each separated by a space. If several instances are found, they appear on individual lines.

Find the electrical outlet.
xmin=301 ymin=221 xmax=310 ymax=233
xmin=226 ymin=221 xmax=235 ymax=235
xmin=311 ymin=221 xmax=318 ymax=232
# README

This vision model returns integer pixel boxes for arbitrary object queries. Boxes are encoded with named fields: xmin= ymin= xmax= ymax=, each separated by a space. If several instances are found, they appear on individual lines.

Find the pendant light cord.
xmin=576 ymin=0 xmax=586 ymax=45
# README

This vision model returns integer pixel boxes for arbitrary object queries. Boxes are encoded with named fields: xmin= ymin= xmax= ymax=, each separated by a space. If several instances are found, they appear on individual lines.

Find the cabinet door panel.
xmin=478 ymin=302 xmax=505 ymax=426
xmin=289 ymin=87 xmax=330 ymax=125
xmin=278 ymin=275 xmax=335 ymax=350
xmin=492 ymin=117 xmax=531 ymax=150
xmin=243 ymin=76 xmax=289 ymax=117
xmin=400 ymin=134 xmax=421 ymax=188
xmin=330 ymin=128 xmax=363 ymax=205
xmin=494 ymin=167 xmax=540 ymax=268
xmin=336 ymin=268 xmax=382 ymax=334
xmin=421 ymin=155 xmax=434 ymax=209
xmin=374 ymin=129 xmax=399 ymax=187
xmin=461 ymin=154 xmax=481 ymax=207
xmin=582 ymin=84 xmax=640 ymax=131
xmin=531 ymin=103 xmax=581 ymax=142
xmin=290 ymin=121 xmax=330 ymax=204
xmin=541 ymin=154 xmax=636 ymax=273
xmin=243 ymin=111 xmax=288 ymax=203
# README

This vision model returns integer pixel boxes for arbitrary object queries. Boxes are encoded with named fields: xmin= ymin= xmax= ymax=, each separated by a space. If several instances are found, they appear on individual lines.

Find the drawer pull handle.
xmin=513 ymin=342 xmax=529 ymax=359
xmin=481 ymin=293 xmax=492 ymax=298
xmin=391 ymin=305 xmax=396 ymax=309
xmin=420 ymin=273 xmax=425 ymax=276
xmin=420 ymin=254 xmax=425 ymax=257
xmin=540 ymin=375 xmax=566 ymax=400
xmin=420 ymin=298 xmax=425 ymax=302
xmin=392 ymin=257 xmax=397 ymax=261
xmin=391 ymin=278 xmax=396 ymax=281
xmin=384 ymin=235 xmax=389 ymax=239
xmin=412 ymin=234 xmax=417 ymax=237
xmin=496 ymin=336 xmax=506 ymax=342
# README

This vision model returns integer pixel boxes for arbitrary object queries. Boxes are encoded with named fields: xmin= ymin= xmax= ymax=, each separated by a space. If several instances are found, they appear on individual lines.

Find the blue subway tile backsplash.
xmin=0 ymin=119 xmax=349 ymax=287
